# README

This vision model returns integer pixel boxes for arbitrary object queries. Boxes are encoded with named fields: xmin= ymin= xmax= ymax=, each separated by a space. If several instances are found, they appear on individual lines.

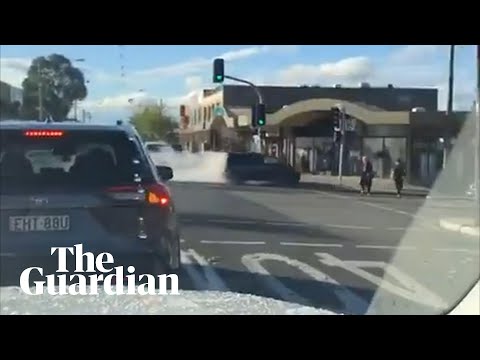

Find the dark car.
xmin=224 ymin=152 xmax=300 ymax=185
xmin=0 ymin=121 xmax=180 ymax=286
xmin=171 ymin=144 xmax=183 ymax=152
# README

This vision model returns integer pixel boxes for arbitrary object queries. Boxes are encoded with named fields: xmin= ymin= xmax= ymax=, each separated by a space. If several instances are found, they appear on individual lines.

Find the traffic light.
xmin=251 ymin=103 xmax=266 ymax=127
xmin=213 ymin=58 xmax=224 ymax=83
xmin=331 ymin=106 xmax=341 ymax=130
xmin=333 ymin=130 xmax=342 ymax=143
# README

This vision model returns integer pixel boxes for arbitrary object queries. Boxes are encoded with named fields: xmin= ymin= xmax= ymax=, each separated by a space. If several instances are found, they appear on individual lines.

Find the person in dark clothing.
xmin=360 ymin=156 xmax=374 ymax=195
xmin=392 ymin=158 xmax=406 ymax=197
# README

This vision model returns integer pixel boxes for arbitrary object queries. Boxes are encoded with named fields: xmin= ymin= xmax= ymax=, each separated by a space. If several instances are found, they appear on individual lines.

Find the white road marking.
xmin=386 ymin=227 xmax=429 ymax=232
xmin=241 ymin=253 xmax=369 ymax=314
xmin=325 ymin=224 xmax=372 ymax=230
xmin=186 ymin=249 xmax=230 ymax=292
xmin=316 ymin=191 xmax=443 ymax=231
xmin=208 ymin=219 xmax=254 ymax=225
xmin=355 ymin=245 xmax=416 ymax=251
xmin=280 ymin=242 xmax=343 ymax=248
xmin=434 ymin=248 xmax=479 ymax=254
xmin=180 ymin=250 xmax=208 ymax=290
xmin=317 ymin=252 xmax=448 ymax=310
xmin=265 ymin=222 xmax=307 ymax=227
xmin=200 ymin=240 xmax=266 ymax=245
xmin=316 ymin=191 xmax=351 ymax=200
xmin=360 ymin=201 xmax=414 ymax=216
xmin=317 ymin=191 xmax=415 ymax=217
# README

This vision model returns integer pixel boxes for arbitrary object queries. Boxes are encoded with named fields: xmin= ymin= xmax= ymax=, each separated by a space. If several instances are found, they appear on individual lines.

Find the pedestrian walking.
xmin=392 ymin=158 xmax=406 ymax=197
xmin=360 ymin=156 xmax=374 ymax=195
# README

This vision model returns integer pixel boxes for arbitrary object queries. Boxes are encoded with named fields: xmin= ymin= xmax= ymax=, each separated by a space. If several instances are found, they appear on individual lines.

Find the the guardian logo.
xmin=19 ymin=244 xmax=179 ymax=296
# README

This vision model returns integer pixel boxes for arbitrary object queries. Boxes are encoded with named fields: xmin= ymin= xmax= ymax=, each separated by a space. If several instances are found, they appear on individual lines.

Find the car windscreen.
xmin=171 ymin=144 xmax=183 ymax=152
xmin=0 ymin=129 xmax=154 ymax=194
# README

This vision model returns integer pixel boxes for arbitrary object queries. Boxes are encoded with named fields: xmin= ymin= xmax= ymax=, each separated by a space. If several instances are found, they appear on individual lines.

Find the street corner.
xmin=439 ymin=218 xmax=480 ymax=239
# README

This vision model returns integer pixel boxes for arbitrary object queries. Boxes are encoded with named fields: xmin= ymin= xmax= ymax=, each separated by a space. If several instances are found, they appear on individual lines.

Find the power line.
xmin=118 ymin=45 xmax=126 ymax=79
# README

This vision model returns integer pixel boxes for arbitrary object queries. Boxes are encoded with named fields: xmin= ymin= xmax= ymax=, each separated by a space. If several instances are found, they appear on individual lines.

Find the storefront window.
xmin=411 ymin=138 xmax=444 ymax=186
xmin=346 ymin=133 xmax=362 ymax=175
xmin=384 ymin=138 xmax=407 ymax=177
xmin=363 ymin=138 xmax=384 ymax=177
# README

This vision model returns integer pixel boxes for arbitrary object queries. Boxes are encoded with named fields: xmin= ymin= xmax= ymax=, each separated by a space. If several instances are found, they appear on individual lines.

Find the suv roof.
xmin=0 ymin=120 xmax=136 ymax=134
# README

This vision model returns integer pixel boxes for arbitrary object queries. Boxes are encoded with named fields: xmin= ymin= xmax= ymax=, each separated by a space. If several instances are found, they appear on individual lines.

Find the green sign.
xmin=214 ymin=106 xmax=226 ymax=117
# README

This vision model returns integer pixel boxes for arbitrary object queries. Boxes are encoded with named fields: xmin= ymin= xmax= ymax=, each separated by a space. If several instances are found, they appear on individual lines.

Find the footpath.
xmin=299 ymin=174 xmax=479 ymax=239
xmin=299 ymin=174 xmax=430 ymax=197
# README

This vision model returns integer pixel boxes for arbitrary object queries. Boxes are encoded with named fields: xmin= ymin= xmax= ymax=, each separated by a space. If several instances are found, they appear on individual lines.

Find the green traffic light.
xmin=258 ymin=119 xmax=265 ymax=126
xmin=216 ymin=75 xmax=223 ymax=81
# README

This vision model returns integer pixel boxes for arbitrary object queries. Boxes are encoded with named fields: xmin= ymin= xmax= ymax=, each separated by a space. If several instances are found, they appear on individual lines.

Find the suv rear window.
xmin=0 ymin=129 xmax=153 ymax=194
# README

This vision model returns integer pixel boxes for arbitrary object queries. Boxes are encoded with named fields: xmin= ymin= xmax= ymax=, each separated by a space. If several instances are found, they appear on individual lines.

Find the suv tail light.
xmin=24 ymin=130 xmax=64 ymax=137
xmin=105 ymin=184 xmax=170 ymax=206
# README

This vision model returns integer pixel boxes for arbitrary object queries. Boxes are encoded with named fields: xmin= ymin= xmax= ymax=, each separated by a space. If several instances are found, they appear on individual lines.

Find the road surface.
xmin=171 ymin=182 xmax=479 ymax=315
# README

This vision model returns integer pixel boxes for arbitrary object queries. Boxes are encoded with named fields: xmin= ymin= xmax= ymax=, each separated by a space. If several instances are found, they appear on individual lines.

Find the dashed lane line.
xmin=434 ymin=248 xmax=480 ymax=254
xmin=208 ymin=219 xmax=256 ymax=225
xmin=355 ymin=245 xmax=416 ymax=251
xmin=200 ymin=240 xmax=266 ymax=245
xmin=187 ymin=239 xmax=478 ymax=254
xmin=280 ymin=242 xmax=343 ymax=248
xmin=324 ymin=224 xmax=372 ymax=230
xmin=181 ymin=218 xmax=415 ymax=232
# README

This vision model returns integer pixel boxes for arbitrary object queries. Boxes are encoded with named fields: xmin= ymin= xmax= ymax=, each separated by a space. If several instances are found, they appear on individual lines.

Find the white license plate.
xmin=9 ymin=215 xmax=70 ymax=232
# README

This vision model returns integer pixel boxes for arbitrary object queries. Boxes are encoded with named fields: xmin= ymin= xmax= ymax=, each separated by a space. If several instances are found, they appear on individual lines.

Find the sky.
xmin=0 ymin=45 xmax=477 ymax=123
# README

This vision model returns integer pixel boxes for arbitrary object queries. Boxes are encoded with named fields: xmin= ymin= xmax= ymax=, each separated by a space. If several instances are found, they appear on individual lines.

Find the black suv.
xmin=224 ymin=152 xmax=300 ymax=185
xmin=0 ymin=121 xmax=180 ymax=286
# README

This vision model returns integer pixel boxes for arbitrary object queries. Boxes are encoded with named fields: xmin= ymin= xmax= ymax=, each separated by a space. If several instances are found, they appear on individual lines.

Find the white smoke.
xmin=149 ymin=151 xmax=228 ymax=183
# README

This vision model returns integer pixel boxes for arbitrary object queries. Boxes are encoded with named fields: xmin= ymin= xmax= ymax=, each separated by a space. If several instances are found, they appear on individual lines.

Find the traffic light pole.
xmin=224 ymin=75 xmax=264 ymax=104
xmin=224 ymin=75 xmax=265 ymax=153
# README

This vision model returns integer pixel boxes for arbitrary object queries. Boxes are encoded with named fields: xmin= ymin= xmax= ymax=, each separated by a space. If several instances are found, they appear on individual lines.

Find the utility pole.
xmin=338 ymin=106 xmax=346 ymax=184
xmin=38 ymin=82 xmax=43 ymax=121
xmin=37 ymin=63 xmax=44 ymax=121
xmin=443 ymin=45 xmax=455 ymax=169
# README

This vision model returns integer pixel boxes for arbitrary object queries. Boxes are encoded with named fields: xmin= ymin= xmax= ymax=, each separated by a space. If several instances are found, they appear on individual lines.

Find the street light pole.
xmin=37 ymin=63 xmax=44 ymax=121
xmin=443 ymin=45 xmax=455 ymax=169
xmin=74 ymin=58 xmax=86 ymax=121
xmin=447 ymin=45 xmax=455 ymax=115
xmin=474 ymin=45 xmax=479 ymax=216
xmin=38 ymin=81 xmax=43 ymax=121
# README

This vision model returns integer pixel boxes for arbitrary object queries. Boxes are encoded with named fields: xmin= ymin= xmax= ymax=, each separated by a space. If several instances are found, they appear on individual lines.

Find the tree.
xmin=21 ymin=54 xmax=88 ymax=121
xmin=129 ymin=102 xmax=179 ymax=141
